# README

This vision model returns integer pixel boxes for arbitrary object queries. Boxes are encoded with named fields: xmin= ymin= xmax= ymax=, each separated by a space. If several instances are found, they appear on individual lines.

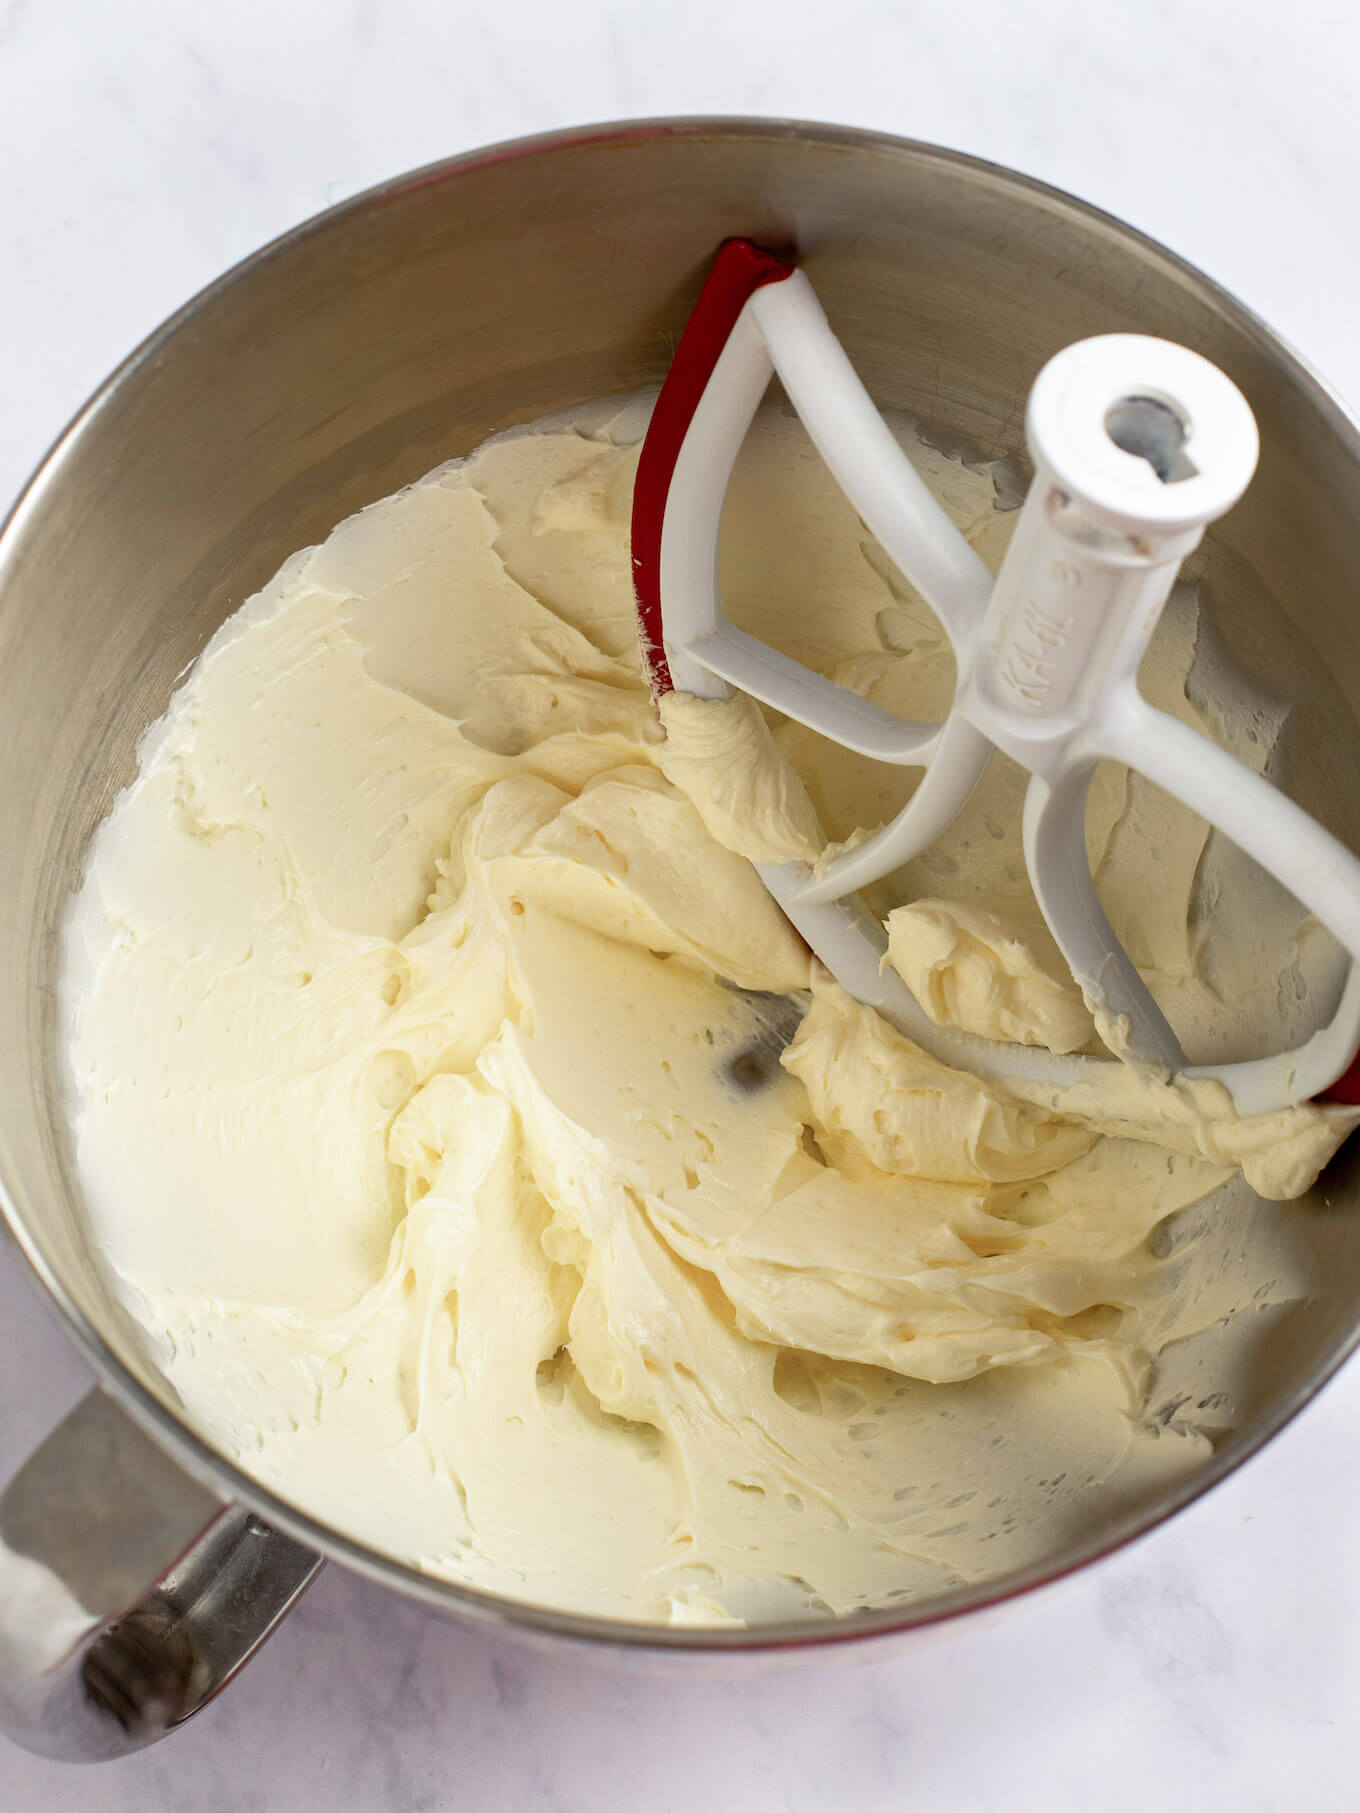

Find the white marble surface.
xmin=3 ymin=0 xmax=1360 ymax=1805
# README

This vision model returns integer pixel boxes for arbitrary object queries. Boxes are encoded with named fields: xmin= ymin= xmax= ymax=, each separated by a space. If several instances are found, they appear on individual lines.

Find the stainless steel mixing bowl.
xmin=3 ymin=117 xmax=1359 ymax=1762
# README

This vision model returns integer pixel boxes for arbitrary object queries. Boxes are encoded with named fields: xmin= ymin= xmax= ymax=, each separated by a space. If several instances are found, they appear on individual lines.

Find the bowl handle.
xmin=0 ymin=1386 xmax=321 ymax=1760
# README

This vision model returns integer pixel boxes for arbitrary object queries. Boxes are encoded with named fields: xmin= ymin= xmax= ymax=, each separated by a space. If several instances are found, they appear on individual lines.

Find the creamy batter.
xmin=62 ymin=400 xmax=1358 ymax=1625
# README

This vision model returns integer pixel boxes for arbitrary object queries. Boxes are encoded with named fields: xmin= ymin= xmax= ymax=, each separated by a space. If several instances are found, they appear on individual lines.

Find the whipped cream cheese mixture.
xmin=63 ymin=397 xmax=1358 ymax=1625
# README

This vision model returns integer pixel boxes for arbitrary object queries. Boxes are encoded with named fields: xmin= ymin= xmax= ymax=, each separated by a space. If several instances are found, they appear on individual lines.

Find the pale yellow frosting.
xmin=657 ymin=690 xmax=823 ymax=865
xmin=885 ymin=898 xmax=1096 ymax=1054
xmin=62 ymin=401 xmax=1356 ymax=1627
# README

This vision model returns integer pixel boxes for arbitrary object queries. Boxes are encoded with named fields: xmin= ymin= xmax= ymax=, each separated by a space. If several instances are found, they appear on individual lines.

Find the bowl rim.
xmin=4 ymin=111 xmax=1360 ymax=1656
